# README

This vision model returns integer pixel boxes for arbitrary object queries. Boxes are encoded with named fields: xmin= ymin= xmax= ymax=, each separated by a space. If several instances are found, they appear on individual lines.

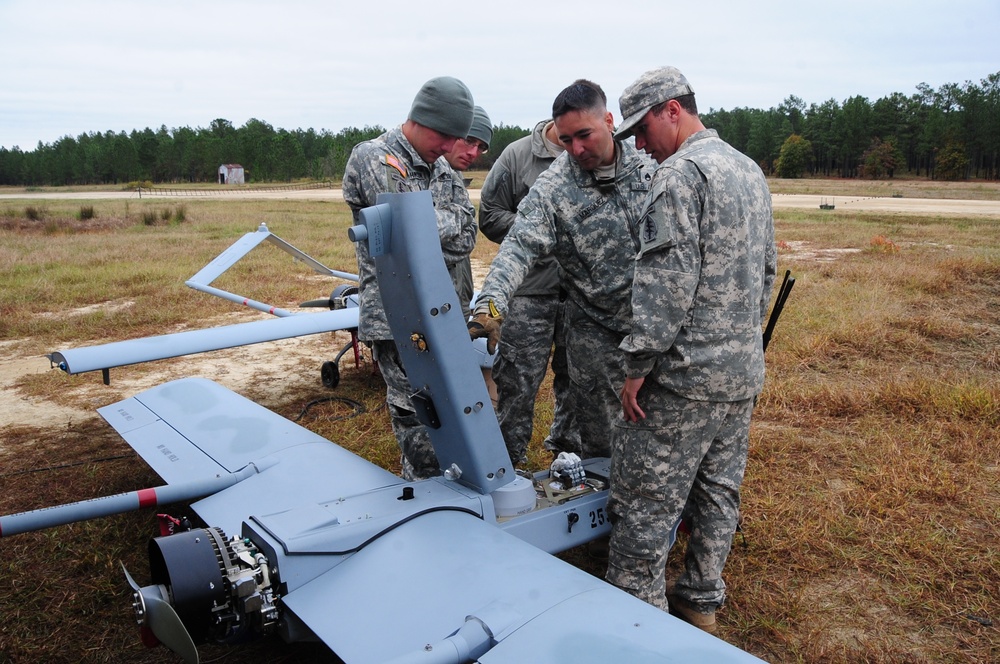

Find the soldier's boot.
xmin=585 ymin=535 xmax=610 ymax=561
xmin=668 ymin=595 xmax=718 ymax=635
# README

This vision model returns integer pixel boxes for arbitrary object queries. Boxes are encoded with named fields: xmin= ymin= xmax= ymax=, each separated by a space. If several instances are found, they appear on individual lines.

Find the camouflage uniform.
xmin=452 ymin=254 xmax=475 ymax=319
xmin=479 ymin=119 xmax=579 ymax=464
xmin=606 ymin=129 xmax=777 ymax=612
xmin=477 ymin=140 xmax=655 ymax=459
xmin=435 ymin=164 xmax=477 ymax=318
xmin=343 ymin=125 xmax=477 ymax=479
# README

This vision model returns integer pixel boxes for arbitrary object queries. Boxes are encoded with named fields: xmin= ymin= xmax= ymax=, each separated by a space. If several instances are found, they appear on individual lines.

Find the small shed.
xmin=218 ymin=164 xmax=245 ymax=185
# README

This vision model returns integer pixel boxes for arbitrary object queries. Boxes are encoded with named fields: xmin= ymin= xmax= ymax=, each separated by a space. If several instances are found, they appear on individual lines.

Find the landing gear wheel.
xmin=321 ymin=361 xmax=340 ymax=389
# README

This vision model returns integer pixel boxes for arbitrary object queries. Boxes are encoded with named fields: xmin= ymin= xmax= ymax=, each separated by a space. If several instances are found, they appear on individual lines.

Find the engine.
xmin=136 ymin=526 xmax=280 ymax=645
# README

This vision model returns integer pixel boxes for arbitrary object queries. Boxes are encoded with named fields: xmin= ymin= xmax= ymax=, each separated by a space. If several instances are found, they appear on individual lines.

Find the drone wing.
xmin=48 ymin=223 xmax=360 ymax=380
xmin=95 ymin=374 xmax=760 ymax=662
xmin=280 ymin=508 xmax=762 ymax=663
xmin=50 ymin=307 xmax=358 ymax=377
xmin=99 ymin=376 xmax=400 ymax=536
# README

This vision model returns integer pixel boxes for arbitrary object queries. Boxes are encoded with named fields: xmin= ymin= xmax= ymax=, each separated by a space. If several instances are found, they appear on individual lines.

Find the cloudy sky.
xmin=1 ymin=0 xmax=997 ymax=151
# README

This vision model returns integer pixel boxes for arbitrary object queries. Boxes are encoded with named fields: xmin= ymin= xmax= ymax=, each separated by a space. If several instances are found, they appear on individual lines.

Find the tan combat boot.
xmin=668 ymin=595 xmax=718 ymax=635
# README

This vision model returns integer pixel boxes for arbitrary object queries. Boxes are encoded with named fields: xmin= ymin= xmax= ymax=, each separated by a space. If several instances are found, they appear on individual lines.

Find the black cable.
xmin=293 ymin=396 xmax=366 ymax=422
xmin=284 ymin=505 xmax=483 ymax=557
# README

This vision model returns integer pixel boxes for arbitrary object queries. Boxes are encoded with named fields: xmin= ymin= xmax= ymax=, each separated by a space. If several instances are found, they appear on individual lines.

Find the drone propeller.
xmin=123 ymin=563 xmax=199 ymax=664
xmin=300 ymin=284 xmax=359 ymax=310
xmin=299 ymin=297 xmax=334 ymax=308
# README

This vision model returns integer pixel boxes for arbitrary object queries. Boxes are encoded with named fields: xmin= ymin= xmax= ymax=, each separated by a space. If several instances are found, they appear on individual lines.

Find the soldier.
xmin=478 ymin=117 xmax=579 ymax=465
xmin=469 ymin=79 xmax=655 ymax=460
xmin=343 ymin=76 xmax=476 ymax=480
xmin=605 ymin=66 xmax=777 ymax=634
xmin=444 ymin=105 xmax=493 ymax=318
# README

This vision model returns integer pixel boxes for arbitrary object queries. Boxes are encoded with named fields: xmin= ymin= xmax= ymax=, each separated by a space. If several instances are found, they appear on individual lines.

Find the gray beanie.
xmin=468 ymin=106 xmax=493 ymax=148
xmin=408 ymin=76 xmax=475 ymax=139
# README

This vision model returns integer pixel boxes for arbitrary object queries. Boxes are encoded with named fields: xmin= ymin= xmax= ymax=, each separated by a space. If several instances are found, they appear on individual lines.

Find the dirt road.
xmin=4 ymin=188 xmax=1000 ymax=216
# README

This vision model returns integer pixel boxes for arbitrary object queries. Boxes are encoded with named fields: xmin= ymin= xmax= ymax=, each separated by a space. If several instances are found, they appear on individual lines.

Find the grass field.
xmin=0 ymin=178 xmax=998 ymax=663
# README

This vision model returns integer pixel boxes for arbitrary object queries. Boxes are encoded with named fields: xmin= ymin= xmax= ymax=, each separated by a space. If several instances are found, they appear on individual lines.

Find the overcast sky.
xmin=1 ymin=0 xmax=997 ymax=151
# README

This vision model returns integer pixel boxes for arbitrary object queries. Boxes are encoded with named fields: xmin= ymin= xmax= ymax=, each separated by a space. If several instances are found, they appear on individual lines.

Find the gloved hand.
xmin=468 ymin=313 xmax=502 ymax=355
xmin=467 ymin=299 xmax=503 ymax=355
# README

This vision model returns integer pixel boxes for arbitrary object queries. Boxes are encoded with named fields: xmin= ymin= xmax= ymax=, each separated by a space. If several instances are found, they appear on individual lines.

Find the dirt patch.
xmin=0 ymin=340 xmax=87 ymax=438
xmin=0 ymin=327 xmax=359 ymax=453
xmin=470 ymin=256 xmax=490 ymax=289
xmin=35 ymin=299 xmax=136 ymax=320
xmin=778 ymin=240 xmax=862 ymax=262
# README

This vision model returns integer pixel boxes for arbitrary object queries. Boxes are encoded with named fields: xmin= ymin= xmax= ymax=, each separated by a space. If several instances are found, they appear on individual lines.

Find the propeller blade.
xmin=142 ymin=589 xmax=199 ymax=664
xmin=122 ymin=563 xmax=200 ymax=664
xmin=299 ymin=298 xmax=333 ymax=308
xmin=122 ymin=562 xmax=141 ymax=592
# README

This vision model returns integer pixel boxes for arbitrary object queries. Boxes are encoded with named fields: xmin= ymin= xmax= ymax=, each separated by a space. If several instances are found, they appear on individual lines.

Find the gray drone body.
xmin=3 ymin=191 xmax=764 ymax=664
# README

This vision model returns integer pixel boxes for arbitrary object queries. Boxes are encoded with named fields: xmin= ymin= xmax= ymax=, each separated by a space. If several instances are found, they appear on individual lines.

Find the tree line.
xmin=703 ymin=72 xmax=1000 ymax=180
xmin=1 ymin=72 xmax=997 ymax=186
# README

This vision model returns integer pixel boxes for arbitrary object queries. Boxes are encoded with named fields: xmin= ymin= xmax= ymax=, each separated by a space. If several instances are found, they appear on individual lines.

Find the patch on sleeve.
xmin=384 ymin=154 xmax=407 ymax=178
xmin=642 ymin=215 xmax=658 ymax=244
xmin=636 ymin=201 xmax=676 ymax=259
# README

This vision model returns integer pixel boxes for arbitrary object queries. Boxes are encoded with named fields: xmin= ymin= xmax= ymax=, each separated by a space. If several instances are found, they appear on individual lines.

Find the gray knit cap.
xmin=468 ymin=106 xmax=493 ymax=148
xmin=614 ymin=66 xmax=694 ymax=140
xmin=408 ymin=76 xmax=475 ymax=139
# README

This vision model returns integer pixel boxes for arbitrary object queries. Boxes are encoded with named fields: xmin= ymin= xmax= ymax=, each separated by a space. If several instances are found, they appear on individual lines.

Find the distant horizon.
xmin=3 ymin=0 xmax=997 ymax=151
xmin=4 ymin=70 xmax=996 ymax=154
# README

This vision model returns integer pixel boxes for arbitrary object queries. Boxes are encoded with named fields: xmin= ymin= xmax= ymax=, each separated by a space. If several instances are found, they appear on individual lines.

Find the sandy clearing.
xmin=0 ymin=340 xmax=87 ymax=430
xmin=0 ymin=330 xmax=357 ymax=453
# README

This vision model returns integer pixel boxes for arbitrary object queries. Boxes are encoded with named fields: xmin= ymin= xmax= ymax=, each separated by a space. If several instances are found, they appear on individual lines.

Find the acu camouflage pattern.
xmin=621 ymin=129 xmax=777 ymax=400
xmin=478 ymin=140 xmax=655 ymax=458
xmin=433 ymin=161 xmax=478 ymax=319
xmin=560 ymin=299 xmax=629 ymax=458
xmin=343 ymin=126 xmax=476 ymax=479
xmin=614 ymin=66 xmax=694 ymax=141
xmin=438 ymin=163 xmax=475 ymax=318
xmin=478 ymin=141 xmax=653 ymax=335
xmin=607 ymin=128 xmax=776 ymax=612
xmin=373 ymin=340 xmax=440 ymax=480
xmin=449 ymin=256 xmax=474 ymax=320
xmin=479 ymin=119 xmax=576 ymax=463
xmin=606 ymin=393 xmax=753 ymax=610
xmin=343 ymin=125 xmax=477 ymax=342
xmin=491 ymin=294 xmax=579 ymax=464
xmin=478 ymin=119 xmax=562 ymax=297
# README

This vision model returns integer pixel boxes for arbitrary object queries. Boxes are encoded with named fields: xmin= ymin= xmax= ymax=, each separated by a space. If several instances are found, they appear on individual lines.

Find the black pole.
xmin=763 ymin=270 xmax=795 ymax=352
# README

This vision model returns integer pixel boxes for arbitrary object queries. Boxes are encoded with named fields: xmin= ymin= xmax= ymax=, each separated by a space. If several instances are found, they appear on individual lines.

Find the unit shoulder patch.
xmin=384 ymin=154 xmax=407 ymax=179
